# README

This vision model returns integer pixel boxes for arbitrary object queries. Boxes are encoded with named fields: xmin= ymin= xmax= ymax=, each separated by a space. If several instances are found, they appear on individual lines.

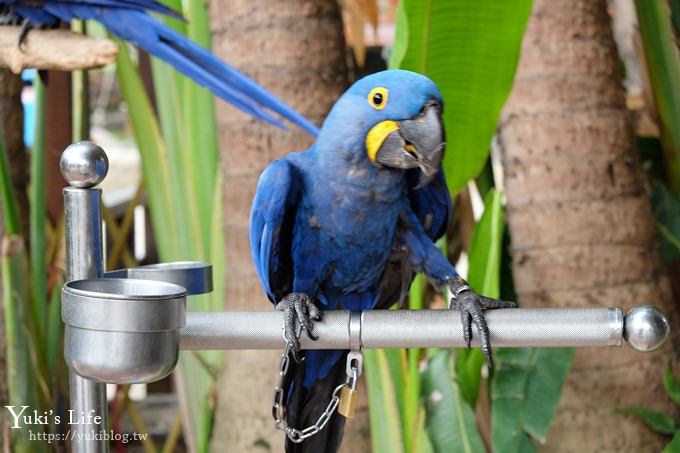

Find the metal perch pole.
xmin=62 ymin=142 xmax=110 ymax=453
xmin=60 ymin=142 xmax=671 ymax=450
xmin=179 ymin=306 xmax=668 ymax=352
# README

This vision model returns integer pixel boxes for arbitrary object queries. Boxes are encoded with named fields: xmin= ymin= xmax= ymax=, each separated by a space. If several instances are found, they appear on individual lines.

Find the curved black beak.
xmin=365 ymin=102 xmax=445 ymax=188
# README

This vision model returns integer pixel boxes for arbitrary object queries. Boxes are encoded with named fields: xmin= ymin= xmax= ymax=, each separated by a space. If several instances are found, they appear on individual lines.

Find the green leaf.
xmin=402 ymin=273 xmax=426 ymax=450
xmin=619 ymin=406 xmax=678 ymax=435
xmin=3 ymin=239 xmax=40 ymax=452
xmin=115 ymin=19 xmax=224 ymax=448
xmin=664 ymin=366 xmax=680 ymax=407
xmin=467 ymin=189 xmax=504 ymax=299
xmin=392 ymin=0 xmax=532 ymax=195
xmin=46 ymin=278 xmax=63 ymax=383
xmin=651 ymin=179 xmax=680 ymax=262
xmin=491 ymin=348 xmax=574 ymax=451
xmin=388 ymin=0 xmax=408 ymax=69
xmin=456 ymin=189 xmax=504 ymax=407
xmin=664 ymin=431 xmax=680 ymax=453
xmin=413 ymin=406 xmax=435 ymax=453
xmin=29 ymin=77 xmax=47 ymax=336
xmin=521 ymin=348 xmax=573 ymax=441
xmin=365 ymin=349 xmax=405 ymax=453
xmin=518 ymin=433 xmax=537 ymax=453
xmin=183 ymin=0 xmax=219 ymax=251
xmin=0 ymin=117 xmax=22 ymax=235
xmin=635 ymin=0 xmax=680 ymax=191
xmin=422 ymin=351 xmax=484 ymax=453
xmin=115 ymin=40 xmax=179 ymax=260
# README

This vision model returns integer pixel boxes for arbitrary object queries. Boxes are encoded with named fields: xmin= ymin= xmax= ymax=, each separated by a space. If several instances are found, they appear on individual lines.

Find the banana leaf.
xmin=365 ymin=348 xmax=405 ymax=453
xmin=422 ymin=350 xmax=484 ymax=453
xmin=390 ymin=0 xmax=532 ymax=195
xmin=455 ymin=189 xmax=504 ymax=408
xmin=0 ymin=130 xmax=39 ymax=452
xmin=635 ymin=0 xmax=680 ymax=192
xmin=491 ymin=347 xmax=573 ymax=452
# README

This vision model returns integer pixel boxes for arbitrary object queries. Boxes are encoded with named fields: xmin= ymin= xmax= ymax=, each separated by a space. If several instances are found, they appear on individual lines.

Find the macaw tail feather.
xmin=285 ymin=352 xmax=348 ymax=453
xmin=26 ymin=1 xmax=319 ymax=136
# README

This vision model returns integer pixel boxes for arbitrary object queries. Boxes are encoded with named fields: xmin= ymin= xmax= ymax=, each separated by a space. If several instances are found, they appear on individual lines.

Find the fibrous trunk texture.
xmin=209 ymin=1 xmax=370 ymax=451
xmin=0 ymin=68 xmax=26 ymax=445
xmin=499 ymin=0 xmax=677 ymax=451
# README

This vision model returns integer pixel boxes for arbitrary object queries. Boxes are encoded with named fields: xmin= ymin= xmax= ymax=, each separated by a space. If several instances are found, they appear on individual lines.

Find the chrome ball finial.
xmin=624 ymin=305 xmax=670 ymax=352
xmin=60 ymin=141 xmax=109 ymax=188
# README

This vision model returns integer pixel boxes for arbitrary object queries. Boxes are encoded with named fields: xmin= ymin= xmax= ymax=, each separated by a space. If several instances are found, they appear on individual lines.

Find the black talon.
xmin=276 ymin=293 xmax=321 ymax=363
xmin=449 ymin=279 xmax=517 ymax=367
xmin=18 ymin=18 xmax=33 ymax=50
xmin=460 ymin=310 xmax=472 ymax=349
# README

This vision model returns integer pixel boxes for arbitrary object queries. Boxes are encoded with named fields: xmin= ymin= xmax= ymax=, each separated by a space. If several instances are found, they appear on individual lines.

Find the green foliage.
xmin=0 ymin=124 xmax=21 ymax=236
xmin=390 ymin=0 xmax=532 ymax=195
xmin=666 ymin=366 xmax=680 ymax=406
xmin=491 ymin=348 xmax=573 ymax=452
xmin=618 ymin=407 xmax=678 ymax=435
xmin=114 ymin=2 xmax=224 ymax=447
xmin=666 ymin=432 xmax=680 ymax=453
xmin=0 ymin=82 xmax=48 ymax=453
xmin=619 ymin=366 xmax=680 ymax=451
xmin=365 ymin=349 xmax=405 ymax=453
xmin=455 ymin=189 xmax=504 ymax=408
xmin=651 ymin=180 xmax=680 ymax=262
xmin=422 ymin=351 xmax=484 ymax=453
xmin=635 ymin=0 xmax=680 ymax=192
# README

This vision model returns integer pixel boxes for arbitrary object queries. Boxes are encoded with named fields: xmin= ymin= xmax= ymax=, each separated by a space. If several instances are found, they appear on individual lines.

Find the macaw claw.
xmin=17 ymin=18 xmax=33 ymax=50
xmin=449 ymin=286 xmax=516 ymax=368
xmin=276 ymin=293 xmax=321 ymax=363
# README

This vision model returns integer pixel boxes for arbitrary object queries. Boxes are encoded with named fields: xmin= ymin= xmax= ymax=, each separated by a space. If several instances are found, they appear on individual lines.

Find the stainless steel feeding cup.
xmin=62 ymin=278 xmax=186 ymax=384
xmin=104 ymin=261 xmax=213 ymax=295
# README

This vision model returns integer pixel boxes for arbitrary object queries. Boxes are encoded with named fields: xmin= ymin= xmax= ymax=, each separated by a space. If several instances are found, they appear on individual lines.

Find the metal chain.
xmin=272 ymin=345 xmax=360 ymax=444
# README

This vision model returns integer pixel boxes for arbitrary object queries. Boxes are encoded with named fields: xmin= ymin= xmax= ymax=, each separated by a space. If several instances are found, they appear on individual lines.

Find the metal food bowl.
xmin=62 ymin=278 xmax=186 ymax=384
xmin=104 ymin=261 xmax=213 ymax=295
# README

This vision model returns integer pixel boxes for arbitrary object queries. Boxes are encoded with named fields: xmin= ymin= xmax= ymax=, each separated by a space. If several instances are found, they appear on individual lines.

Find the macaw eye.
xmin=368 ymin=87 xmax=388 ymax=110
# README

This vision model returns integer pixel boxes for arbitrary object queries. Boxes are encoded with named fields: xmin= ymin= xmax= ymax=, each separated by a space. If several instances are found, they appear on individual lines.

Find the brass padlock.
xmin=337 ymin=386 xmax=358 ymax=419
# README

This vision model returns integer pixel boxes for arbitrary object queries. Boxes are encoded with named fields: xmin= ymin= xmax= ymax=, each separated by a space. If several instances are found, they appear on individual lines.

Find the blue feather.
xmin=249 ymin=70 xmax=453 ymax=392
xmin=1 ymin=0 xmax=319 ymax=136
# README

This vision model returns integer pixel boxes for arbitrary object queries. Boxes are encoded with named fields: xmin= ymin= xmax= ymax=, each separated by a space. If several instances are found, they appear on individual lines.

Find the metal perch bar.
xmin=0 ymin=26 xmax=118 ymax=73
xmin=179 ymin=306 xmax=667 ymax=351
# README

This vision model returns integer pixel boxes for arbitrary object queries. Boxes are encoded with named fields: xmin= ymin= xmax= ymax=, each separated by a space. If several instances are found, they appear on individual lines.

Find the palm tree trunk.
xmin=0 ymin=68 xmax=26 ymax=446
xmin=499 ymin=0 xmax=678 ymax=450
xmin=208 ymin=1 xmax=369 ymax=450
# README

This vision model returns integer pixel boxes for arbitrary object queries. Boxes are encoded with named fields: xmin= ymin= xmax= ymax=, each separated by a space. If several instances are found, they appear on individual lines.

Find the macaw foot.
xmin=18 ymin=19 xmax=34 ymax=50
xmin=449 ymin=279 xmax=516 ymax=367
xmin=0 ymin=8 xmax=19 ymax=26
xmin=276 ymin=293 xmax=321 ymax=363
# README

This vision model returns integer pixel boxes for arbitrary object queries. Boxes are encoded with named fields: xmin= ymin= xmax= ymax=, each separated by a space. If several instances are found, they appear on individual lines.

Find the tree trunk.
xmin=0 ymin=68 xmax=26 ymax=446
xmin=208 ymin=1 xmax=369 ymax=451
xmin=499 ymin=0 xmax=678 ymax=451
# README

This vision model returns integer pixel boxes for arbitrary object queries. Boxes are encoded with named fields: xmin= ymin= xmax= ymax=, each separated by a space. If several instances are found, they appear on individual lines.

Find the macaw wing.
xmin=249 ymin=158 xmax=301 ymax=303
xmin=374 ymin=168 xmax=451 ymax=309
xmin=407 ymin=168 xmax=451 ymax=241
xmin=15 ymin=1 xmax=319 ymax=136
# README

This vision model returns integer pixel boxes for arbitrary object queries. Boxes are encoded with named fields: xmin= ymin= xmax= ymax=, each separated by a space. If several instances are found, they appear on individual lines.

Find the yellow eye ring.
xmin=368 ymin=87 xmax=388 ymax=110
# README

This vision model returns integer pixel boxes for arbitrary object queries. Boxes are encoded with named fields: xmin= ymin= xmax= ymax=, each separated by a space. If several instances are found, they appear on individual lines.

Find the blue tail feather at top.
xmin=1 ymin=0 xmax=319 ymax=136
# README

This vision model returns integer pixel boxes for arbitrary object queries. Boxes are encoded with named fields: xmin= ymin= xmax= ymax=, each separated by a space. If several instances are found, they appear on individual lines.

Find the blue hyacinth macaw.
xmin=250 ymin=70 xmax=516 ymax=452
xmin=0 ymin=0 xmax=318 ymax=135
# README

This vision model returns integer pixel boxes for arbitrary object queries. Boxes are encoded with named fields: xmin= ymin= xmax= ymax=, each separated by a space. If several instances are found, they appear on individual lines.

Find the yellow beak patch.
xmin=365 ymin=120 xmax=400 ymax=163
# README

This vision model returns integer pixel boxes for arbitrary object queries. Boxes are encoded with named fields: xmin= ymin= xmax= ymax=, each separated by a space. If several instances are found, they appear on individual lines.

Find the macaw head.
xmin=317 ymin=69 xmax=444 ymax=187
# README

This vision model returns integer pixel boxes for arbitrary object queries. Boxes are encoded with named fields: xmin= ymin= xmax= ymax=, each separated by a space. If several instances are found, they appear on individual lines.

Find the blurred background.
xmin=1 ymin=0 xmax=680 ymax=451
